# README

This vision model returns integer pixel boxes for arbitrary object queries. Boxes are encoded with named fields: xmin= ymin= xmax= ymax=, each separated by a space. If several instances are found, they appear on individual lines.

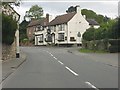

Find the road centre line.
xmin=85 ymin=82 xmax=99 ymax=90
xmin=65 ymin=66 xmax=79 ymax=76
xmin=43 ymin=49 xmax=99 ymax=89
xmin=58 ymin=61 xmax=64 ymax=65
xmin=50 ymin=54 xmax=53 ymax=56
xmin=53 ymin=57 xmax=57 ymax=60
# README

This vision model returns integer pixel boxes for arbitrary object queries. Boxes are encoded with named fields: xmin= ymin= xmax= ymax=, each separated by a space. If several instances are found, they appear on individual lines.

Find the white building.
xmin=34 ymin=5 xmax=99 ymax=46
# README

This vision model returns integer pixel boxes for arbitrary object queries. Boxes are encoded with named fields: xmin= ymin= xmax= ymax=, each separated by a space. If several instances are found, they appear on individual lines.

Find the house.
xmin=27 ymin=14 xmax=53 ymax=41
xmin=33 ymin=14 xmax=53 ymax=45
xmin=2 ymin=4 xmax=20 ymax=22
xmin=33 ymin=5 xmax=99 ymax=46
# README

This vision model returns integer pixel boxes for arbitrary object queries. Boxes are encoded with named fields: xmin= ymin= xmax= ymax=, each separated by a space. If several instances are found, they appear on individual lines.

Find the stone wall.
xmin=82 ymin=39 xmax=120 ymax=53
xmin=82 ymin=39 xmax=109 ymax=51
xmin=2 ymin=41 xmax=16 ymax=61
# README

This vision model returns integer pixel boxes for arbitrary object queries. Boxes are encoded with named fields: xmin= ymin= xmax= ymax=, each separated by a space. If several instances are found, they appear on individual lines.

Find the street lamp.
xmin=15 ymin=14 xmax=20 ymax=58
xmin=15 ymin=23 xmax=20 ymax=58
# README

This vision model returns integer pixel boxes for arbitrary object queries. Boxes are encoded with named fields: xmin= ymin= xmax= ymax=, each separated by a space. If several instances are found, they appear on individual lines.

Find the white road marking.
xmin=85 ymin=82 xmax=99 ymax=90
xmin=53 ymin=57 xmax=57 ymax=60
xmin=65 ymin=66 xmax=79 ymax=76
xmin=58 ymin=61 xmax=64 ymax=65
xmin=50 ymin=54 xmax=53 ymax=56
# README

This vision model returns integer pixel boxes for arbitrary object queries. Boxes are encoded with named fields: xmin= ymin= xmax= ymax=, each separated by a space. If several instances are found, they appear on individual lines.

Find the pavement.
xmin=2 ymin=51 xmax=27 ymax=82
xmin=1 ymin=47 xmax=118 ymax=89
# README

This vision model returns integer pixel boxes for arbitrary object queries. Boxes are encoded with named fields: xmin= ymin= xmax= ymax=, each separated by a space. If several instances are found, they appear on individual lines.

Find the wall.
xmin=82 ymin=39 xmax=109 ymax=51
xmin=68 ymin=12 xmax=90 ymax=44
xmin=35 ymin=27 xmax=47 ymax=45
xmin=2 ymin=41 xmax=16 ymax=60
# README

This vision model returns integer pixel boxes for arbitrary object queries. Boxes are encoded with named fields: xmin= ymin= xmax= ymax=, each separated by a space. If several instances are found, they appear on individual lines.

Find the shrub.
xmin=2 ymin=13 xmax=17 ymax=45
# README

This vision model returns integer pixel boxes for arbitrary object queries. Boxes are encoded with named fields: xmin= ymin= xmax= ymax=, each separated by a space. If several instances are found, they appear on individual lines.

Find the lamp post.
xmin=15 ymin=23 xmax=20 ymax=58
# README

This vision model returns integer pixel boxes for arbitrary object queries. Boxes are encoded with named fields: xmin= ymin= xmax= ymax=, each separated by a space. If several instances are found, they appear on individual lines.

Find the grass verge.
xmin=79 ymin=48 xmax=108 ymax=53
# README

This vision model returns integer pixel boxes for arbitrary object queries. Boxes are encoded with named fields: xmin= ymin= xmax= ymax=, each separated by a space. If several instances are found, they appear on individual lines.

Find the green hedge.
xmin=2 ymin=13 xmax=17 ymax=45
xmin=108 ymin=39 xmax=120 ymax=53
xmin=82 ymin=39 xmax=120 ymax=53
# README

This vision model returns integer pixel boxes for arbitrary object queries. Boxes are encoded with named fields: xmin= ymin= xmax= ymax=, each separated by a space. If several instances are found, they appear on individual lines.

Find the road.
xmin=2 ymin=47 xmax=118 ymax=89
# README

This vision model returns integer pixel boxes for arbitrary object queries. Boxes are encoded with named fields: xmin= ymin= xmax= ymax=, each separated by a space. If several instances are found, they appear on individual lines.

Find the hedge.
xmin=2 ymin=13 xmax=17 ymax=45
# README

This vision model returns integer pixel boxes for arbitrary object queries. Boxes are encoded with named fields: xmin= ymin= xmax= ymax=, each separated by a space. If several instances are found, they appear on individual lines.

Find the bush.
xmin=2 ymin=13 xmax=17 ymax=45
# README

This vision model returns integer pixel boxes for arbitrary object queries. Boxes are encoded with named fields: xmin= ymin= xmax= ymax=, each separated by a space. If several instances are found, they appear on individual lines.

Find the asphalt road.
xmin=2 ymin=47 xmax=118 ymax=89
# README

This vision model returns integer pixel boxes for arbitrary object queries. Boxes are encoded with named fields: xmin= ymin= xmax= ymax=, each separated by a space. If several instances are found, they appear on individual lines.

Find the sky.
xmin=12 ymin=0 xmax=119 ymax=23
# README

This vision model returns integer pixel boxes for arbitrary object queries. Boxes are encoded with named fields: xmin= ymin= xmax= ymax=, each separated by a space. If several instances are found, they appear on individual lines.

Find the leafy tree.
xmin=81 ymin=9 xmax=97 ymax=19
xmin=24 ymin=5 xmax=43 ymax=20
xmin=82 ymin=27 xmax=96 ymax=41
xmin=83 ymin=19 xmax=119 ymax=41
xmin=66 ymin=6 xmax=76 ymax=13
xmin=2 ymin=13 xmax=17 ymax=45
xmin=66 ymin=6 xmax=110 ymax=25
xmin=19 ymin=20 xmax=29 ymax=42
xmin=81 ymin=9 xmax=110 ymax=24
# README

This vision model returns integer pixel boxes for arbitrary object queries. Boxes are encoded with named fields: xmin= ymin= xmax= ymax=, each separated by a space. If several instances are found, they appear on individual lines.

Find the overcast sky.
xmin=12 ymin=0 xmax=119 ymax=22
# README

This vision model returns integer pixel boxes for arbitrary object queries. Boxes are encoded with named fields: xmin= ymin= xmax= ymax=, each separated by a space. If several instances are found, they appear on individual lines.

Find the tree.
xmin=2 ymin=13 xmax=17 ymax=45
xmin=19 ymin=20 xmax=29 ymax=42
xmin=81 ymin=9 xmax=108 ymax=25
xmin=24 ymin=5 xmax=43 ymax=20
xmin=66 ymin=6 xmax=76 ymax=13
xmin=2 ymin=0 xmax=21 ymax=6
xmin=82 ymin=27 xmax=96 ymax=41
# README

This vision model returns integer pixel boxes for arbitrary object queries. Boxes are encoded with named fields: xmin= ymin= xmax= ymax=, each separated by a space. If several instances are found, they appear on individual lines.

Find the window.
xmin=58 ymin=24 xmax=65 ymax=31
xmin=61 ymin=24 xmax=65 ymax=31
xmin=39 ymin=34 xmax=43 ymax=43
xmin=58 ymin=33 xmax=64 ymax=41
xmin=65 ymin=36 xmax=67 ymax=40
xmin=70 ymin=37 xmax=76 ymax=41
xmin=36 ymin=26 xmax=44 ymax=31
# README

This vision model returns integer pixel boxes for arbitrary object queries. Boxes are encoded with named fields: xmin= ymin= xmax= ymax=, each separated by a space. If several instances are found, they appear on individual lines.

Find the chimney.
xmin=46 ymin=13 xmax=53 ymax=22
xmin=46 ymin=13 xmax=49 ymax=23
xmin=76 ymin=5 xmax=81 ymax=13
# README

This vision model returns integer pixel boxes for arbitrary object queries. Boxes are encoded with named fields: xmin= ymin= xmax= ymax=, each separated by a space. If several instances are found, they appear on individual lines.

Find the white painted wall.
xmin=67 ymin=12 xmax=90 ymax=44
xmin=34 ymin=27 xmax=47 ymax=45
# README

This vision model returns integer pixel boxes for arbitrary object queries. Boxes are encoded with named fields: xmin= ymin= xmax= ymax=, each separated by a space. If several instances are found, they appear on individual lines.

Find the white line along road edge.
xmin=85 ymin=82 xmax=99 ymax=90
xmin=65 ymin=66 xmax=79 ymax=76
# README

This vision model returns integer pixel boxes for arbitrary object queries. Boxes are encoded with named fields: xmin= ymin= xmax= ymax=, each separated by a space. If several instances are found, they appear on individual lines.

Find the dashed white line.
xmin=65 ymin=66 xmax=79 ymax=76
xmin=58 ymin=61 xmax=64 ymax=65
xmin=85 ymin=82 xmax=99 ymax=90
xmin=53 ymin=57 xmax=57 ymax=60
xmin=50 ymin=54 xmax=53 ymax=56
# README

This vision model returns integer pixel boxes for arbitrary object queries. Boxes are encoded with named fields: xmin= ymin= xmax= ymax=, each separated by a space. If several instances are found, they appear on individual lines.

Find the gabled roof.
xmin=87 ymin=19 xmax=99 ymax=25
xmin=27 ymin=18 xmax=48 ymax=27
xmin=48 ymin=12 xmax=76 ymax=26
